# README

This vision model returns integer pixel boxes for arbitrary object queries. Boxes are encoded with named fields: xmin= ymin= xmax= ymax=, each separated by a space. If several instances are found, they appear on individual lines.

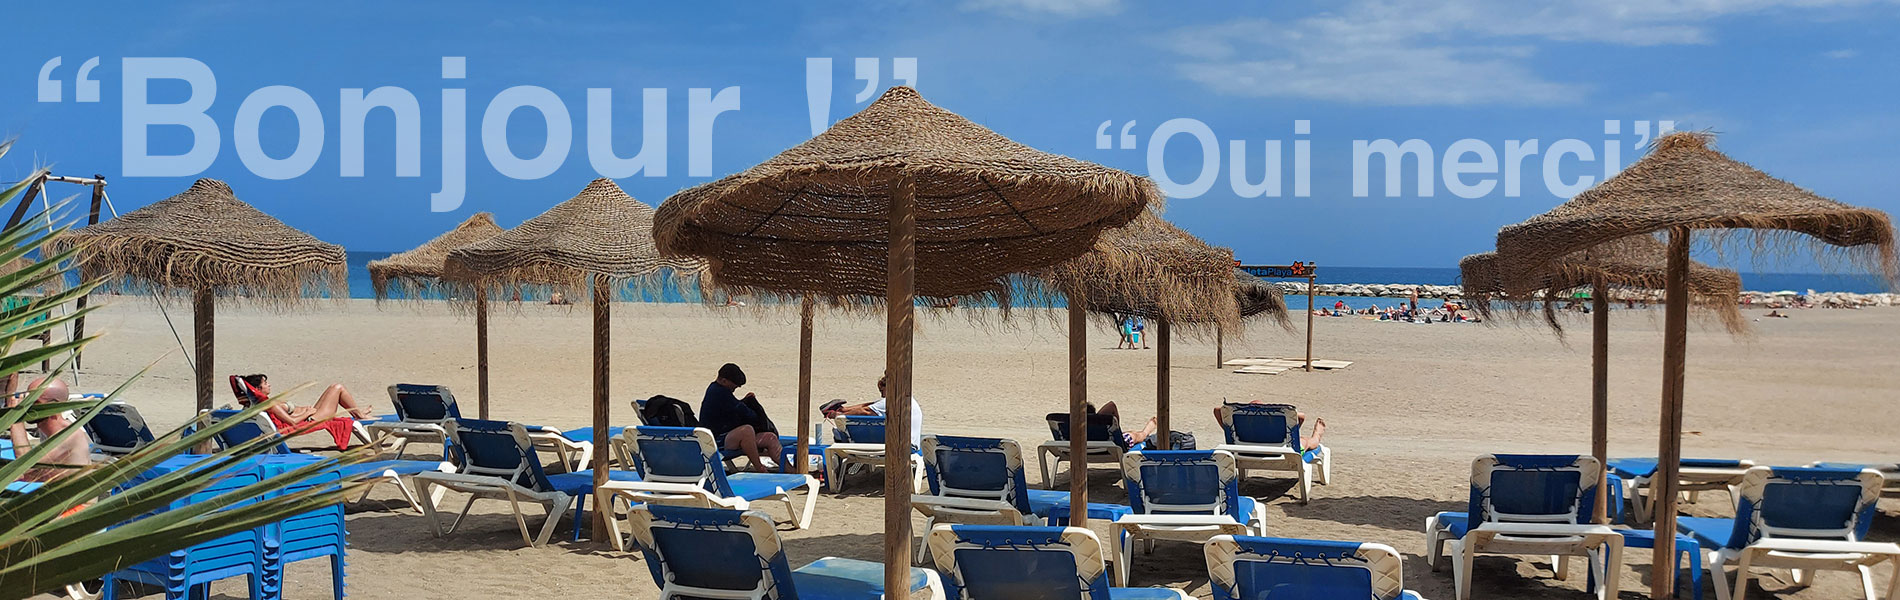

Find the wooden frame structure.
xmin=1235 ymin=263 xmax=1316 ymax=371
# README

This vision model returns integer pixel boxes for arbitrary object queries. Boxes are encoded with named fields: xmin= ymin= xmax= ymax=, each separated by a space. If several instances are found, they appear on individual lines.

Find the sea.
xmin=342 ymin=251 xmax=1893 ymax=309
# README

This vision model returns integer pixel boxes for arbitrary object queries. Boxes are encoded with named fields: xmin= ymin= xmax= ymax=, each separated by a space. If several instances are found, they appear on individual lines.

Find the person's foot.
xmin=350 ymin=406 xmax=375 ymax=419
xmin=1308 ymin=418 xmax=1326 ymax=446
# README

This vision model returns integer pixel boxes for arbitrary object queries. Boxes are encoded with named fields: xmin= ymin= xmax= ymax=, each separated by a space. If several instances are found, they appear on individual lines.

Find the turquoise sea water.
xmin=342 ymin=251 xmax=1892 ymax=305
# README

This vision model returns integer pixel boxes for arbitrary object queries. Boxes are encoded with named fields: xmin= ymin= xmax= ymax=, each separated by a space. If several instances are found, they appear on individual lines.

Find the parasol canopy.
xmin=369 ymin=212 xmax=505 ymax=300
xmin=448 ymin=178 xmax=704 ymax=294
xmin=1459 ymin=235 xmax=1745 ymax=333
xmin=1037 ymin=210 xmax=1242 ymax=335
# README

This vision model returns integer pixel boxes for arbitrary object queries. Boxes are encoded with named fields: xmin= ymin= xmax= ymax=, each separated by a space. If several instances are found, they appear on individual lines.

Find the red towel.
xmin=264 ymin=410 xmax=353 ymax=450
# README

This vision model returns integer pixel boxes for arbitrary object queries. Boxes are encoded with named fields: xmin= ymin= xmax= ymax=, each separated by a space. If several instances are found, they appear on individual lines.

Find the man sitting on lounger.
xmin=6 ymin=377 xmax=92 ymax=482
xmin=831 ymin=374 xmax=923 ymax=447
xmin=1212 ymin=401 xmax=1327 ymax=451
xmin=701 ymin=363 xmax=781 ymax=472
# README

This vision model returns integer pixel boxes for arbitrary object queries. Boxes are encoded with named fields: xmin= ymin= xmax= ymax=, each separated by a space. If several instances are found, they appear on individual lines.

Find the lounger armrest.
xmin=1213 ymin=443 xmax=1299 ymax=455
xmin=1472 ymin=523 xmax=1620 ymax=537
xmin=1752 ymin=538 xmax=1900 ymax=557
xmin=1114 ymin=514 xmax=1248 ymax=528
xmin=825 ymin=443 xmax=888 ymax=452
xmin=599 ymin=480 xmax=710 ymax=496
xmin=911 ymin=494 xmax=1015 ymax=513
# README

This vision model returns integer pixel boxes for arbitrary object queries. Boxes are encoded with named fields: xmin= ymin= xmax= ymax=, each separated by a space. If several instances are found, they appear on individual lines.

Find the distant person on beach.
xmin=1212 ymin=400 xmax=1327 ymax=452
xmin=547 ymin=292 xmax=570 ymax=305
xmin=236 ymin=374 xmax=375 ymax=422
xmin=700 ymin=363 xmax=780 ymax=472
xmin=1115 ymin=314 xmax=1135 ymax=349
xmin=1132 ymin=317 xmax=1148 ymax=349
xmin=1089 ymin=401 xmax=1172 ymax=451
xmin=833 ymin=374 xmax=923 ymax=446
xmin=6 ymin=376 xmax=91 ymax=482
xmin=1765 ymin=310 xmax=1790 ymax=319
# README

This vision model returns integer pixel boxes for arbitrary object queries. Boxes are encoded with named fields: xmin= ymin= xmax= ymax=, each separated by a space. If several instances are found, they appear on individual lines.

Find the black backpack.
xmin=641 ymin=395 xmax=699 ymax=428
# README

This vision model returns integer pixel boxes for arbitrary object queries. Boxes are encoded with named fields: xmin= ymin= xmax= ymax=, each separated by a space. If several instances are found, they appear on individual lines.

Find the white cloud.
xmin=962 ymin=0 xmax=1121 ymax=18
xmin=1823 ymin=48 xmax=1861 ymax=58
xmin=1160 ymin=0 xmax=1896 ymax=106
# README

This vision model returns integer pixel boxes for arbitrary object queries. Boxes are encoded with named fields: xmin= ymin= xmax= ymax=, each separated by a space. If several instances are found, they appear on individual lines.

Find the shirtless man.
xmin=6 ymin=377 xmax=93 ymax=481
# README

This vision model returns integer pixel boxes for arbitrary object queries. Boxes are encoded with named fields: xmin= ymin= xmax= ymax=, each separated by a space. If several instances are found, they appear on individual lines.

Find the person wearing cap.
xmin=5 ymin=376 xmax=92 ymax=482
xmin=831 ymin=374 xmax=923 ymax=447
xmin=700 ymin=363 xmax=780 ymax=472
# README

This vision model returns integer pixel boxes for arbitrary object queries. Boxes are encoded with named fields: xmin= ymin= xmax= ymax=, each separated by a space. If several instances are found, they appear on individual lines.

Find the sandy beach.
xmin=45 ymin=297 xmax=1900 ymax=599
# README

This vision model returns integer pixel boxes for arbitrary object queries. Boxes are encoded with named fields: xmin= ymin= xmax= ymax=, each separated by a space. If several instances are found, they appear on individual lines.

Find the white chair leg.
xmin=447 ymin=494 xmax=479 ymax=535
xmin=1555 ymin=554 xmax=1570 ymax=580
xmin=915 ymin=516 xmax=934 ymax=566
xmin=790 ymin=483 xmax=818 ymax=529
xmin=1424 ymin=517 xmax=1445 ymax=571
xmin=1297 ymin=464 xmax=1312 ymax=504
xmin=1601 ymin=537 xmax=1623 ymax=600
xmin=1733 ymin=551 xmax=1756 ymax=600
xmin=388 ymin=474 xmax=425 ymax=513
xmin=1885 ymin=558 xmax=1900 ymax=600
xmin=1453 ymin=540 xmax=1475 ymax=600
xmin=531 ymin=495 xmax=568 ymax=547
xmin=1038 ymin=449 xmax=1054 ymax=490
xmin=1858 ymin=564 xmax=1877 ymax=600
xmin=1708 ymin=552 xmax=1734 ymax=600
xmin=415 ymin=481 xmax=446 ymax=537
xmin=1318 ymin=446 xmax=1332 ymax=484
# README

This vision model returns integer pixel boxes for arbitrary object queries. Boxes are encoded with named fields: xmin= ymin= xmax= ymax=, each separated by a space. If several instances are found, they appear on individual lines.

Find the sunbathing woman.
xmin=234 ymin=374 xmax=373 ymax=449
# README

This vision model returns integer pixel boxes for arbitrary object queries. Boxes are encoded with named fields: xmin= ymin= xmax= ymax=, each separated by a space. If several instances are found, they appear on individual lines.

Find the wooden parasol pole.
xmin=1591 ymin=278 xmax=1610 ymax=525
xmin=71 ymin=178 xmax=104 ymax=370
xmin=193 ymin=287 xmax=214 ymax=413
xmin=1155 ymin=318 xmax=1171 ymax=450
xmin=1215 ymin=325 xmax=1223 ymax=368
xmin=883 ymin=175 xmax=917 ymax=592
xmin=796 ymin=297 xmax=815 ymax=475
xmin=590 ymin=275 xmax=611 ymax=542
xmin=1305 ymin=272 xmax=1315 ymax=372
xmin=476 ymin=287 xmax=491 ymax=420
xmin=1652 ymin=227 xmax=1691 ymax=598
xmin=1067 ymin=295 xmax=1089 ymax=526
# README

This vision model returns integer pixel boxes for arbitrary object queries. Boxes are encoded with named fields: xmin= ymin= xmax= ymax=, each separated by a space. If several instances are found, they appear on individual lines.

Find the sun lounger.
xmin=1608 ymin=457 xmax=1755 ymax=523
xmin=206 ymin=408 xmax=444 ymax=513
xmin=1677 ymin=466 xmax=1898 ymax=600
xmin=411 ymin=418 xmax=640 ymax=547
xmin=1810 ymin=462 xmax=1900 ymax=497
xmin=824 ymin=414 xmax=924 ymax=494
xmin=1205 ymin=535 xmax=1425 ymax=600
xmin=1112 ymin=450 xmax=1268 ymax=586
xmin=1424 ymin=454 xmax=1622 ymax=600
xmin=1214 ymin=402 xmax=1331 ymax=503
xmin=227 ymin=375 xmax=373 ymax=450
xmin=83 ymin=402 xmax=156 ymax=458
xmin=364 ymin=383 xmax=461 ymax=459
xmin=1037 ymin=412 xmax=1127 ymax=490
xmin=929 ymin=524 xmax=1190 ymax=599
xmin=628 ymin=504 xmax=944 ymax=600
xmin=913 ymin=435 xmax=1133 ymax=564
xmin=600 ymin=425 xmax=817 ymax=550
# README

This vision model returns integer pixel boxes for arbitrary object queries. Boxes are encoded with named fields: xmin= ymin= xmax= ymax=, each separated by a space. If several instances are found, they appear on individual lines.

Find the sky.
xmin=4 ymin=0 xmax=1899 ymax=270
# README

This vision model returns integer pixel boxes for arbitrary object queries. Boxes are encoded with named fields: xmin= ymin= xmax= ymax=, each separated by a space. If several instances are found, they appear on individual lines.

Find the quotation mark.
xmin=1095 ymin=120 xmax=1138 ymax=150
xmin=806 ymin=57 xmax=918 ymax=135
xmin=38 ymin=57 xmax=102 ymax=103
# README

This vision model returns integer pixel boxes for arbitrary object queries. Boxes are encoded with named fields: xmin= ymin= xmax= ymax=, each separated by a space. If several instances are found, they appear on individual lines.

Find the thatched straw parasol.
xmin=655 ymin=86 xmax=1156 ymax=585
xmin=446 ymin=178 xmax=705 ymax=538
xmin=368 ymin=212 xmax=506 ymax=417
xmin=1232 ymin=268 xmax=1291 ymax=324
xmin=52 ymin=178 xmax=346 ymax=411
xmin=1492 ymin=132 xmax=1896 ymax=598
xmin=1038 ymin=210 xmax=1242 ymax=448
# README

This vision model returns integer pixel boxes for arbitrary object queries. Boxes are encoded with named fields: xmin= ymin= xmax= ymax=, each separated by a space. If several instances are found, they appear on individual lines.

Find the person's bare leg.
xmin=323 ymin=384 xmax=373 ymax=419
xmin=724 ymin=425 xmax=763 ymax=468
xmin=1097 ymin=401 xmax=1120 ymax=419
xmin=303 ymin=385 xmax=349 ymax=422
xmin=757 ymin=432 xmax=782 ymax=472
xmin=1299 ymin=413 xmax=1326 ymax=450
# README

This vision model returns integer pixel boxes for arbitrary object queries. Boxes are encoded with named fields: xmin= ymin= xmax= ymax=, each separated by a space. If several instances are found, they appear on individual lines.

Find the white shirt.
xmin=868 ymin=397 xmax=924 ymax=447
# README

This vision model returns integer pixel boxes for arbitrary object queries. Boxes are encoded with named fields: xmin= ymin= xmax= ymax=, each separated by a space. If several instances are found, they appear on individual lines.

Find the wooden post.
xmin=1591 ymin=280 xmax=1610 ymax=525
xmin=72 ymin=179 xmax=104 ymax=370
xmin=193 ymin=288 xmax=214 ymax=413
xmin=884 ymin=175 xmax=917 ymax=591
xmin=590 ymin=276 xmax=611 ymax=542
xmin=1067 ymin=297 xmax=1089 ymax=527
xmin=1215 ymin=325 xmax=1223 ymax=368
xmin=1652 ymin=227 xmax=1691 ymax=598
xmin=1304 ymin=273 xmax=1315 ymax=372
xmin=796 ymin=298 xmax=815 ymax=475
xmin=1155 ymin=319 xmax=1171 ymax=450
xmin=475 ymin=287 xmax=491 ymax=420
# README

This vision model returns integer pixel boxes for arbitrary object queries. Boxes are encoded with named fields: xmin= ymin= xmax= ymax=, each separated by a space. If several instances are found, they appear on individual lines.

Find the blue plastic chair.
xmin=628 ymin=504 xmax=944 ymax=599
xmin=928 ymin=524 xmax=1188 ymax=599
xmin=411 ymin=419 xmax=639 ymax=547
xmin=1677 ymin=466 xmax=1896 ymax=600
xmin=1205 ymin=535 xmax=1423 ymax=600
xmin=1423 ymin=454 xmax=1623 ymax=600
xmin=1214 ymin=403 xmax=1331 ymax=504
xmin=611 ymin=426 xmax=817 ymax=530
xmin=825 ymin=414 xmax=924 ymax=494
xmin=83 ymin=402 xmax=156 ymax=457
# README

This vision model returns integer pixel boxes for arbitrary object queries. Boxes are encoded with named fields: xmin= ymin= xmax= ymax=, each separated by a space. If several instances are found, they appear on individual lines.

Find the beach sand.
xmin=44 ymin=298 xmax=1900 ymax=599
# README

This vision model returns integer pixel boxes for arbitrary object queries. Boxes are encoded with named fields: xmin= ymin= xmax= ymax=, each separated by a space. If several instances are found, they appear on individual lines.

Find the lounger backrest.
xmin=625 ymin=426 xmax=736 ymax=497
xmin=1468 ymin=454 xmax=1599 ymax=526
xmin=228 ymin=375 xmax=264 ymax=405
xmin=1044 ymin=413 xmax=1122 ymax=443
xmin=835 ymin=415 xmax=888 ymax=444
xmin=627 ymin=504 xmax=797 ymax=599
xmin=445 ymin=418 xmax=555 ymax=493
xmin=1722 ymin=466 xmax=1883 ymax=548
xmin=1219 ymin=403 xmax=1300 ymax=448
xmin=205 ymin=409 xmax=293 ymax=454
xmin=921 ymin=435 xmax=1032 ymax=514
xmin=1205 ymin=535 xmax=1408 ymax=600
xmin=386 ymin=384 xmax=460 ymax=423
xmin=86 ymin=402 xmax=156 ymax=456
xmin=1123 ymin=450 xmax=1244 ymax=517
xmin=927 ymin=525 xmax=1110 ymax=600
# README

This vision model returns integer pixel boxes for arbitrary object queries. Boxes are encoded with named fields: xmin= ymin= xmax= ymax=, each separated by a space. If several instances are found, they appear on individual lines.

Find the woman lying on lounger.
xmin=233 ymin=374 xmax=374 ymax=449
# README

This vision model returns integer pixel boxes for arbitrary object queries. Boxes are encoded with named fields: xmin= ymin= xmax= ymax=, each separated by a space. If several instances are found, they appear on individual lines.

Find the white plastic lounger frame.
xmin=629 ymin=504 xmax=945 ymax=600
xmin=525 ymin=427 xmax=593 ymax=473
xmin=1214 ymin=403 xmax=1332 ymax=504
xmin=412 ymin=421 xmax=575 ymax=547
xmin=365 ymin=384 xmax=460 ymax=460
xmin=1695 ymin=466 xmax=1897 ymax=600
xmin=1205 ymin=535 xmax=1423 ymax=600
xmin=929 ymin=524 xmax=1191 ymax=600
xmin=823 ymin=415 xmax=924 ymax=494
xmin=1114 ymin=450 xmax=1269 ymax=587
xmin=1426 ymin=454 xmax=1622 ymax=600
xmin=1623 ymin=458 xmax=1755 ymax=524
xmin=599 ymin=426 xmax=816 ymax=551
xmin=911 ymin=435 xmax=1043 ymax=564
xmin=1035 ymin=412 xmax=1125 ymax=490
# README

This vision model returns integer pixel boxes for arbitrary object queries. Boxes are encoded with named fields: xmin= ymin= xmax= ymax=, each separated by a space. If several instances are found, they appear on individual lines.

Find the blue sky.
xmin=5 ymin=0 xmax=1899 ymax=270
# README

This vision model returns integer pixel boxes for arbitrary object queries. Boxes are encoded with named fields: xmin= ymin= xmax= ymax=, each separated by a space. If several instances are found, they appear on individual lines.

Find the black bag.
xmin=1165 ymin=431 xmax=1197 ymax=451
xmin=641 ymin=395 xmax=698 ymax=428
xmin=740 ymin=396 xmax=778 ymax=435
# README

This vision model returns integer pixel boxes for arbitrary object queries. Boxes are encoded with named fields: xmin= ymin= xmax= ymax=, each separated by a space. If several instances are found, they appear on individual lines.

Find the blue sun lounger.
xmin=1214 ymin=403 xmax=1332 ymax=504
xmin=83 ymin=402 xmax=157 ymax=458
xmin=928 ymin=524 xmax=1188 ymax=599
xmin=913 ymin=435 xmax=1133 ymax=564
xmin=207 ymin=409 xmax=447 ymax=513
xmin=1677 ymin=466 xmax=1900 ymax=600
xmin=364 ymin=383 xmax=462 ymax=459
xmin=825 ymin=414 xmax=924 ymax=494
xmin=1113 ymin=450 xmax=1269 ymax=587
xmin=629 ymin=504 xmax=944 ymax=599
xmin=600 ymin=425 xmax=817 ymax=550
xmin=1205 ymin=535 xmax=1424 ymax=600
xmin=411 ymin=418 xmax=640 ymax=547
xmin=1424 ymin=454 xmax=1622 ymax=600
xmin=1607 ymin=457 xmax=1755 ymax=523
